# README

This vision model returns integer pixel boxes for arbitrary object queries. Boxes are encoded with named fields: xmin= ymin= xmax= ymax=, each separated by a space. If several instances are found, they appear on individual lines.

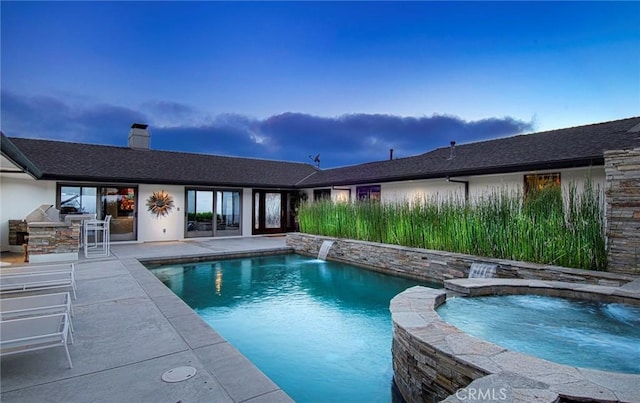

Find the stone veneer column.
xmin=605 ymin=147 xmax=640 ymax=274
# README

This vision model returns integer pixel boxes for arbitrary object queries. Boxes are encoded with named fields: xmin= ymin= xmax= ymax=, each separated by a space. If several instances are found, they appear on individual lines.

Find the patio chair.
xmin=1 ymin=292 xmax=75 ymax=332
xmin=0 ymin=271 xmax=77 ymax=299
xmin=0 ymin=312 xmax=73 ymax=368
xmin=84 ymin=215 xmax=111 ymax=258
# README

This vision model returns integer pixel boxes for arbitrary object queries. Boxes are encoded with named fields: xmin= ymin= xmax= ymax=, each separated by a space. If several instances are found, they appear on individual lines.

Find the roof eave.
xmin=0 ymin=133 xmax=43 ymax=179
xmin=38 ymin=174 xmax=297 ymax=189
xmin=296 ymin=157 xmax=604 ymax=188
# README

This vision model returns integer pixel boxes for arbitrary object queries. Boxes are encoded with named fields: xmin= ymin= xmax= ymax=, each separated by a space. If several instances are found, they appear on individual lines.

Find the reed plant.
xmin=297 ymin=181 xmax=607 ymax=271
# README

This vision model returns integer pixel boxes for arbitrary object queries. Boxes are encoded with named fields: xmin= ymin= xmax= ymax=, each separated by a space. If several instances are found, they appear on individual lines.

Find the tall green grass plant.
xmin=297 ymin=182 xmax=607 ymax=270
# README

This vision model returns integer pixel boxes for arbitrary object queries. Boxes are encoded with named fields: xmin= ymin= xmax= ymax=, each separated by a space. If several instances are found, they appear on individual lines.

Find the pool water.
xmin=150 ymin=254 xmax=434 ymax=402
xmin=437 ymin=294 xmax=640 ymax=374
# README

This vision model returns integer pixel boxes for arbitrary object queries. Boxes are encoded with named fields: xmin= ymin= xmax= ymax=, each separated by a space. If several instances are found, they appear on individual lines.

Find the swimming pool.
xmin=436 ymin=294 xmax=640 ymax=374
xmin=150 ymin=253 xmax=435 ymax=402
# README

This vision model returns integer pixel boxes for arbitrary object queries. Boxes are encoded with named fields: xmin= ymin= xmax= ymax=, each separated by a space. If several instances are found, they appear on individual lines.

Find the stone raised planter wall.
xmin=286 ymin=233 xmax=637 ymax=286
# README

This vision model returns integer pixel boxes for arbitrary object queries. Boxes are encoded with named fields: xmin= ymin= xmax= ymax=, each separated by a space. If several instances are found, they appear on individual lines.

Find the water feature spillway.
xmin=317 ymin=240 xmax=335 ymax=260
xmin=468 ymin=262 xmax=497 ymax=278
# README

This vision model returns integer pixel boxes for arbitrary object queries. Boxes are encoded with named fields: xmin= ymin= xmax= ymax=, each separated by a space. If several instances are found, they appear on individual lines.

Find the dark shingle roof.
xmin=4 ymin=137 xmax=318 ymax=188
xmin=3 ymin=116 xmax=639 ymax=188
xmin=298 ymin=116 xmax=640 ymax=187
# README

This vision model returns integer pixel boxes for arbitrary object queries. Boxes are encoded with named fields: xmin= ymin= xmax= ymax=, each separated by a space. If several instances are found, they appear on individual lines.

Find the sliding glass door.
xmin=186 ymin=189 xmax=242 ymax=238
xmin=101 ymin=187 xmax=136 ymax=241
xmin=216 ymin=190 xmax=241 ymax=236
xmin=58 ymin=184 xmax=137 ymax=241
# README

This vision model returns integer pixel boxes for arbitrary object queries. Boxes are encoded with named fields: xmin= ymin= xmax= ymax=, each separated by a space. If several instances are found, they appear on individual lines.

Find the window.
xmin=356 ymin=185 xmax=381 ymax=201
xmin=59 ymin=186 xmax=97 ymax=215
xmin=524 ymin=173 xmax=560 ymax=196
xmin=313 ymin=189 xmax=331 ymax=201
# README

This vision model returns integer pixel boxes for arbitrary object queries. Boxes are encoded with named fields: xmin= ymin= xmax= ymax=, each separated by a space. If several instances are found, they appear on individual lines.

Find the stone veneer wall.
xmin=286 ymin=233 xmax=637 ymax=286
xmin=8 ymin=220 xmax=28 ymax=245
xmin=605 ymin=147 xmax=640 ymax=275
xmin=27 ymin=222 xmax=80 ymax=258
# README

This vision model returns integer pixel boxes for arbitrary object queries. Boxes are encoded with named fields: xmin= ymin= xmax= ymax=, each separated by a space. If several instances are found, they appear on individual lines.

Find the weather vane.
xmin=309 ymin=153 xmax=320 ymax=168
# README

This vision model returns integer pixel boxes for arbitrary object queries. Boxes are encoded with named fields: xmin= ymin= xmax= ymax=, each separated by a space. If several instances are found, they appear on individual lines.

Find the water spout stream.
xmin=317 ymin=240 xmax=335 ymax=260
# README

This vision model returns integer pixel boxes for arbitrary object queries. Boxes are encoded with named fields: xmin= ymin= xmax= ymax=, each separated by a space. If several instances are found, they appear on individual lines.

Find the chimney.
xmin=448 ymin=141 xmax=456 ymax=160
xmin=128 ymin=123 xmax=150 ymax=150
xmin=389 ymin=148 xmax=394 ymax=160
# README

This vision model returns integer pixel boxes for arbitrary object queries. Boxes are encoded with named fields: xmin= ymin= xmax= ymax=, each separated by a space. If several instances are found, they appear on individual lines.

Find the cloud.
xmin=140 ymin=100 xmax=201 ymax=127
xmin=1 ymin=89 xmax=534 ymax=167
xmin=1 ymin=90 xmax=147 ymax=143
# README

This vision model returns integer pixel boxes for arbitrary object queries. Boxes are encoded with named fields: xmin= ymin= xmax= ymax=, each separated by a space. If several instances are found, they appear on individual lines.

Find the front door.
xmin=253 ymin=190 xmax=295 ymax=235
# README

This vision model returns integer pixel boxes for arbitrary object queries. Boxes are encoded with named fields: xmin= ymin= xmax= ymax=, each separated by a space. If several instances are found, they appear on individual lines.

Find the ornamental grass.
xmin=297 ymin=182 xmax=607 ymax=271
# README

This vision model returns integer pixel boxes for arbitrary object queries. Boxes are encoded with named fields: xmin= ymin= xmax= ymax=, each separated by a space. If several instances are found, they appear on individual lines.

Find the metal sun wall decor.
xmin=146 ymin=190 xmax=174 ymax=217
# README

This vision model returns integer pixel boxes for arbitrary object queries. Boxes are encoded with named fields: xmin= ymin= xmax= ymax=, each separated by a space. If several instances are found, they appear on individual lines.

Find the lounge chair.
xmin=0 ymin=312 xmax=73 ymax=368
xmin=0 ymin=263 xmax=75 ymax=276
xmin=0 ymin=271 xmax=77 ymax=299
xmin=1 ymin=292 xmax=74 ymax=332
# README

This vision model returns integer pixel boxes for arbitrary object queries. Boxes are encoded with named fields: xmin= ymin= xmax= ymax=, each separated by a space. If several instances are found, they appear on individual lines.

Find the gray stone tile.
xmin=445 ymin=333 xmax=506 ymax=356
xmin=139 ymin=278 xmax=176 ymax=298
xmin=168 ymin=312 xmax=227 ymax=349
xmin=74 ymin=272 xmax=146 ymax=306
xmin=392 ymin=311 xmax=429 ymax=328
xmin=549 ymin=380 xmax=619 ymax=402
xmin=153 ymin=294 xmax=198 ymax=318
xmin=1 ymin=351 xmax=233 ymax=403
xmin=578 ymin=368 xmax=640 ymax=403
xmin=195 ymin=342 xmax=283 ymax=402
xmin=244 ymin=389 xmax=294 ymax=403
xmin=74 ymin=260 xmax=129 ymax=281
xmin=1 ymin=298 xmax=188 ymax=392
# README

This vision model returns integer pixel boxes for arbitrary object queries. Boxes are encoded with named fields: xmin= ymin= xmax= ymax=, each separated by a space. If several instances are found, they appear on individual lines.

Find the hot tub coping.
xmin=390 ymin=280 xmax=640 ymax=403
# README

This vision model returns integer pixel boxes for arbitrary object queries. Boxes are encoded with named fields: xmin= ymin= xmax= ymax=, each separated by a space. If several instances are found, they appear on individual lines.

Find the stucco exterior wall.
xmin=137 ymin=184 xmax=186 ymax=242
xmin=304 ymin=166 xmax=605 ymax=205
xmin=381 ymin=179 xmax=464 ymax=203
xmin=241 ymin=187 xmax=252 ymax=236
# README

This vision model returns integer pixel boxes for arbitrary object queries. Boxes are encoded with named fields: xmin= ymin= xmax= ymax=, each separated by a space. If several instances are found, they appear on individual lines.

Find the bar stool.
xmin=84 ymin=215 xmax=111 ymax=258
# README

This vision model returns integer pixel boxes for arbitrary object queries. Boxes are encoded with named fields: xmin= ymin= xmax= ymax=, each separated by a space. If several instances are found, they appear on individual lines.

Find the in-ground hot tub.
xmin=437 ymin=293 xmax=640 ymax=374
xmin=390 ymin=279 xmax=640 ymax=403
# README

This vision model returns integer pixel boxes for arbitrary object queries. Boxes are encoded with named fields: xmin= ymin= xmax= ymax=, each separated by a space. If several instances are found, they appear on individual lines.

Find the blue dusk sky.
xmin=1 ymin=1 xmax=639 ymax=168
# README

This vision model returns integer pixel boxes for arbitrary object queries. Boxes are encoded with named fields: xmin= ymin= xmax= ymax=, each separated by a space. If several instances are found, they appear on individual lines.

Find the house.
xmin=1 ymin=117 xmax=639 ymax=255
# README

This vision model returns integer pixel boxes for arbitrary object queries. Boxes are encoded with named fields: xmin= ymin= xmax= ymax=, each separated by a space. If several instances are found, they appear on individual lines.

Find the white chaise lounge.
xmin=0 ymin=312 xmax=73 ymax=368
xmin=1 ymin=292 xmax=75 ymax=332
xmin=0 ymin=271 xmax=77 ymax=299
xmin=0 ymin=263 xmax=75 ymax=276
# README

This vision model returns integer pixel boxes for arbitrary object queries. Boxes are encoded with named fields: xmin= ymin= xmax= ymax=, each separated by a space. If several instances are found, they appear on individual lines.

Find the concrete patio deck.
xmin=1 ymin=235 xmax=294 ymax=403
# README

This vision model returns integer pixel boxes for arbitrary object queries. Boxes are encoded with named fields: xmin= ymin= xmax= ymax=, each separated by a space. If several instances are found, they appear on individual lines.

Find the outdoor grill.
xmin=25 ymin=204 xmax=60 ymax=223
xmin=10 ymin=205 xmax=62 ymax=262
